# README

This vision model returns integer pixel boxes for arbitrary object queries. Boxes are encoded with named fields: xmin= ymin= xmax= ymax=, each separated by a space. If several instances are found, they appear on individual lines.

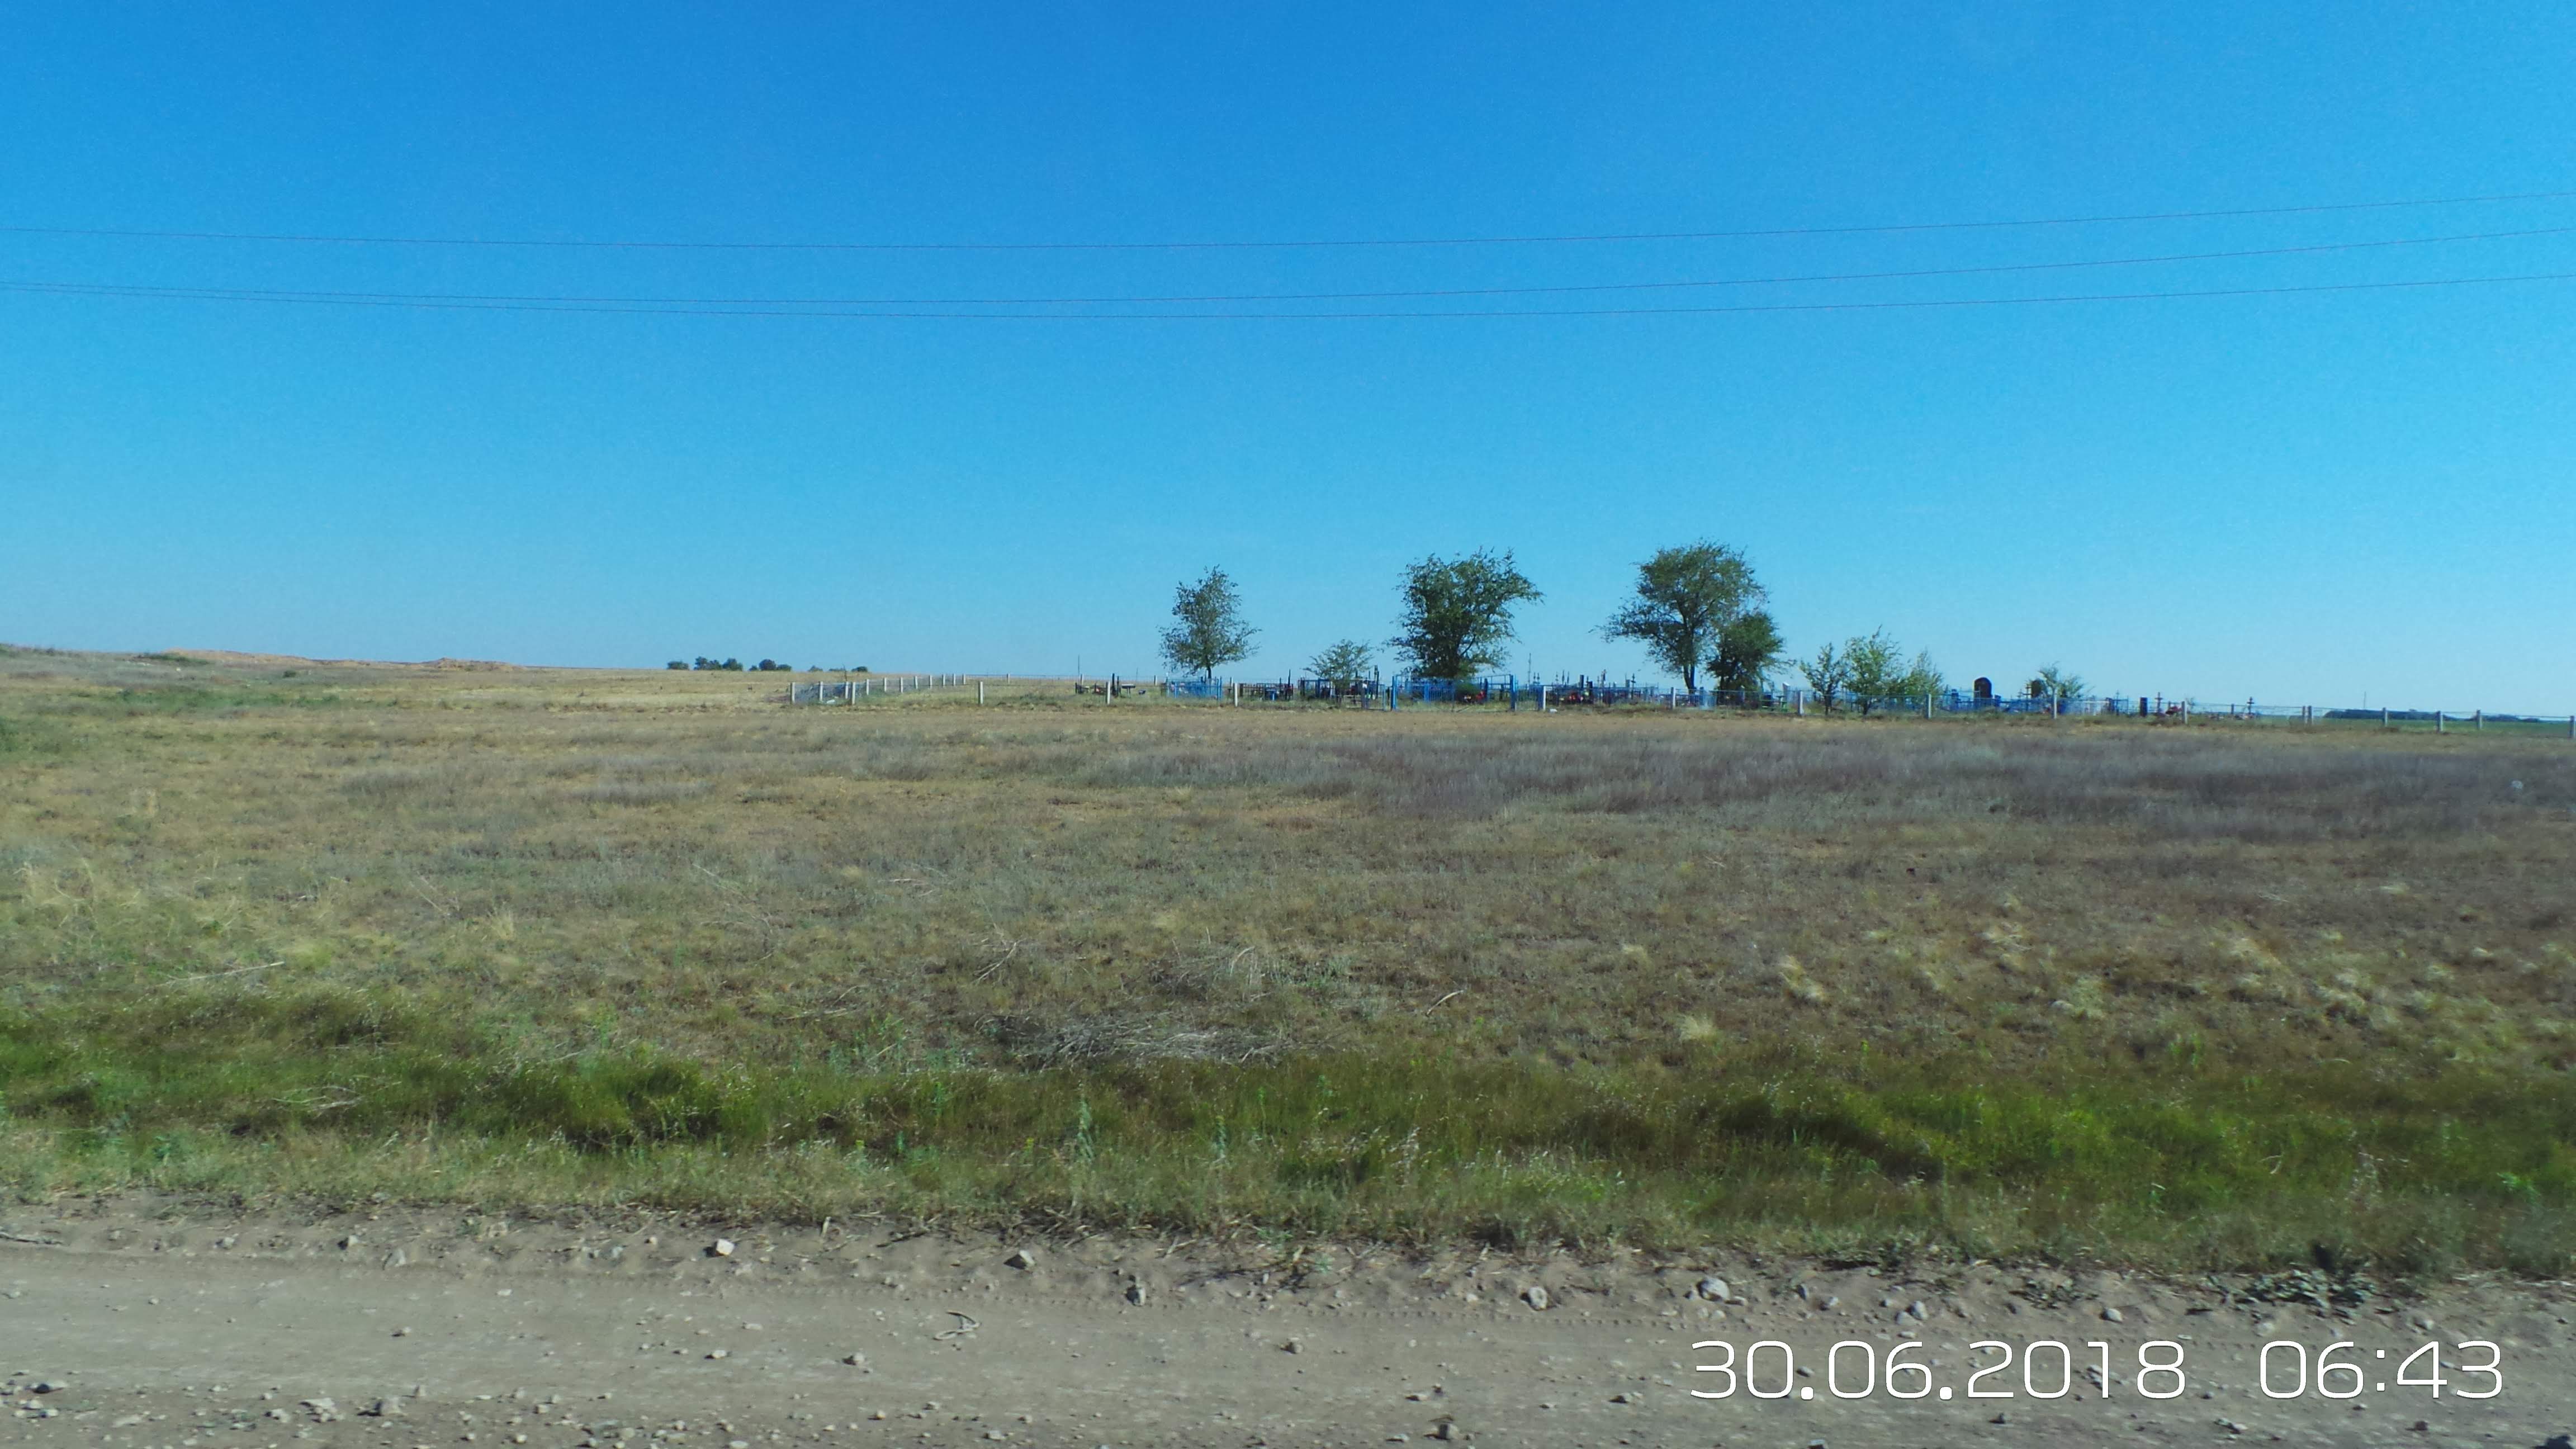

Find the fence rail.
xmin=779 ymin=671 xmax=2573 ymax=735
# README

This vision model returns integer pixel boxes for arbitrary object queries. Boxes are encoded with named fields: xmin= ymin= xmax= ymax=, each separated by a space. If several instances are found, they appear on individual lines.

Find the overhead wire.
xmin=0 ymin=188 xmax=2569 ymax=254
xmin=7 ymin=270 xmax=2573 ymax=320
xmin=0 ymin=224 xmax=2564 ymax=310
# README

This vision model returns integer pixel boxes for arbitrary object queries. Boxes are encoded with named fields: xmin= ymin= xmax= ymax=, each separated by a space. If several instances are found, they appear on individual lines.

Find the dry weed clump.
xmin=2 ymin=651 xmax=2573 ymax=1266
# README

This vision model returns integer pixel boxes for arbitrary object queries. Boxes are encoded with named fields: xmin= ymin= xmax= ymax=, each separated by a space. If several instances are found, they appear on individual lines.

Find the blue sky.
xmin=3 ymin=3 xmax=2571 ymax=708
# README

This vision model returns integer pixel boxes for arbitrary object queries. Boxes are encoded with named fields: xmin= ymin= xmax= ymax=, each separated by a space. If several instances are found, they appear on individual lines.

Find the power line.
xmin=0 ymin=189 xmax=2569 ymax=255
xmin=7 ymin=270 xmax=2572 ymax=320
xmin=3 ymin=226 xmax=2566 ymax=311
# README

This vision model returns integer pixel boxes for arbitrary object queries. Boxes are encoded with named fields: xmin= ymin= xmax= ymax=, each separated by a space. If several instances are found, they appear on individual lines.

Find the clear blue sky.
xmin=4 ymin=4 xmax=2571 ymax=708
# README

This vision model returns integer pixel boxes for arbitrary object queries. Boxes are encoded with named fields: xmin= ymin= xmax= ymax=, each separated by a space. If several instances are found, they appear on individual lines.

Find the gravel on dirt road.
xmin=3 ymin=1200 xmax=2570 ymax=1448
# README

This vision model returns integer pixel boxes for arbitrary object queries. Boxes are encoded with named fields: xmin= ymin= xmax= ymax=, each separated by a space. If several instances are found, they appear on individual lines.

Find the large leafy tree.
xmin=1600 ymin=541 xmax=1769 ymax=693
xmin=1158 ymin=567 xmax=1258 ymax=682
xmin=1710 ymin=610 xmax=1785 ymax=693
xmin=1390 ymin=550 xmax=1541 ymax=683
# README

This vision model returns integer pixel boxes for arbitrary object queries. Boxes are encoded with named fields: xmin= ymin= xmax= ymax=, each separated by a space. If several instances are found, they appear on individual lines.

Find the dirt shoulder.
xmin=3 ymin=1200 xmax=2570 ymax=1448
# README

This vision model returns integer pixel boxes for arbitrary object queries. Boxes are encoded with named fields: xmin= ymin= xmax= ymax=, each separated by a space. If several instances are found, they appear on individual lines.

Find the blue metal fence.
xmin=788 ymin=673 xmax=2573 ymax=734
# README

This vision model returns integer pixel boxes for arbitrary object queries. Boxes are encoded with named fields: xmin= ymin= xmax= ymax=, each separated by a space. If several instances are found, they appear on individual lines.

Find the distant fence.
xmin=788 ymin=673 xmax=967 ymax=703
xmin=783 ymin=672 xmax=2573 ymax=735
xmin=1973 ymin=694 xmax=2576 ymax=735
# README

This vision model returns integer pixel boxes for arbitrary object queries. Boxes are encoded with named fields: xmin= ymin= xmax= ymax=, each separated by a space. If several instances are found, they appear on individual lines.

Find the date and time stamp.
xmin=1685 ymin=1335 xmax=2508 ymax=1404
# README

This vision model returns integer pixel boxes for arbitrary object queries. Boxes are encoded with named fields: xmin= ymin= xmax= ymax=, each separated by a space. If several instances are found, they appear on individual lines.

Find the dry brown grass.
xmin=3 ymin=646 xmax=2573 ymax=1266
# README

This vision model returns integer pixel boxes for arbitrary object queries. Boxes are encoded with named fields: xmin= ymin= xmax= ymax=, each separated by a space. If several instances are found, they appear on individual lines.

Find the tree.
xmin=1843 ymin=629 xmax=1902 ymax=712
xmin=1308 ymin=639 xmax=1375 ymax=689
xmin=2031 ymin=663 xmax=2085 ymax=706
xmin=666 ymin=660 xmax=688 ymax=670
xmin=1390 ymin=550 xmax=1540 ymax=683
xmin=1600 ymin=541 xmax=1768 ymax=693
xmin=1844 ymin=628 xmax=1942 ymax=714
xmin=1897 ymin=650 xmax=1942 ymax=708
xmin=1710 ymin=610 xmax=1785 ymax=694
xmin=1159 ymin=567 xmax=1258 ymax=682
xmin=1799 ymin=641 xmax=1850 ymax=711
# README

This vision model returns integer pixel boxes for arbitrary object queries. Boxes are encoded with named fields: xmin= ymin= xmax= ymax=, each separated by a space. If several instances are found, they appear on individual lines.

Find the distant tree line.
xmin=1148 ymin=543 xmax=2080 ymax=709
xmin=1159 ymin=550 xmax=1546 ymax=688
xmin=668 ymin=657 xmax=845 ymax=673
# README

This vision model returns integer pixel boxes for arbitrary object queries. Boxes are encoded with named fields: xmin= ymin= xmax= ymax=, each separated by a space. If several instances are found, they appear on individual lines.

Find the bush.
xmin=666 ymin=661 xmax=688 ymax=670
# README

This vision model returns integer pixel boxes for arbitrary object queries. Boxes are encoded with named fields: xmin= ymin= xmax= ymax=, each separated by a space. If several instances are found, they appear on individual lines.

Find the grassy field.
xmin=3 ymin=645 xmax=2573 ymax=1275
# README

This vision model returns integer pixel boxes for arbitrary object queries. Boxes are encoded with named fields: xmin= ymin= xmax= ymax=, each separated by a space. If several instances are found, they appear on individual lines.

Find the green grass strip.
xmin=3 ymin=988 xmax=2569 ymax=1274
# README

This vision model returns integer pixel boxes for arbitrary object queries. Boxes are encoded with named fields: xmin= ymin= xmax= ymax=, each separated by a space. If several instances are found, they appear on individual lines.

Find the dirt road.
xmin=4 ymin=1201 xmax=2569 ymax=1447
